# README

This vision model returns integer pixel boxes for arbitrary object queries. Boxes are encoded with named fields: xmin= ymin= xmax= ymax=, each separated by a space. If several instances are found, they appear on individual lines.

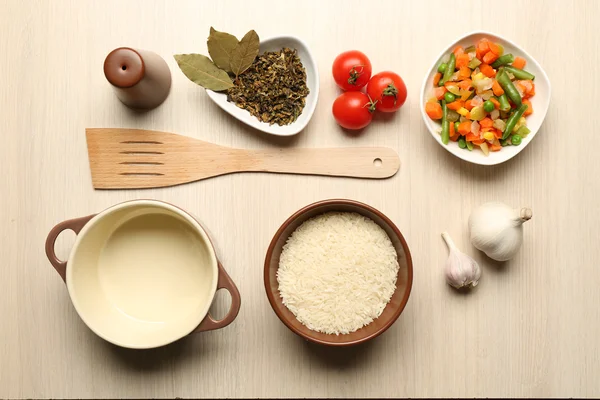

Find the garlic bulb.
xmin=441 ymin=232 xmax=481 ymax=289
xmin=469 ymin=202 xmax=532 ymax=261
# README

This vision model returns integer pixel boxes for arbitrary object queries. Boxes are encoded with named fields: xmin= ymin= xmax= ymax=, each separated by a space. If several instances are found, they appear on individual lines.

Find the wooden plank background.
xmin=1 ymin=0 xmax=598 ymax=397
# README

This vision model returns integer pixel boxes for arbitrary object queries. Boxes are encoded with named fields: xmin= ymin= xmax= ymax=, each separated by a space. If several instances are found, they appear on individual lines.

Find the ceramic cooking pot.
xmin=45 ymin=200 xmax=241 ymax=349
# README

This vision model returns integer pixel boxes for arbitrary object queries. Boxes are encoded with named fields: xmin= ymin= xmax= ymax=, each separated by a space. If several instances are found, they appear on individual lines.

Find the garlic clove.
xmin=441 ymin=232 xmax=481 ymax=289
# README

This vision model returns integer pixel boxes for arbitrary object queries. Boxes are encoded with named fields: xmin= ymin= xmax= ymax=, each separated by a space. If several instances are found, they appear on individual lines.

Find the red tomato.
xmin=366 ymin=71 xmax=407 ymax=112
xmin=332 ymin=50 xmax=372 ymax=91
xmin=332 ymin=92 xmax=375 ymax=130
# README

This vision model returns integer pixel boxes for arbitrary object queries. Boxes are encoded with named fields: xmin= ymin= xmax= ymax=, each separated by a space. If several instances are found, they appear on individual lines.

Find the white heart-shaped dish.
xmin=206 ymin=35 xmax=319 ymax=137
xmin=420 ymin=31 xmax=551 ymax=165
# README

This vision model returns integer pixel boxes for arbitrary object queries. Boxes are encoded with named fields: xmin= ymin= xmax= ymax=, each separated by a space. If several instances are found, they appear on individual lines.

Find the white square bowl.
xmin=420 ymin=31 xmax=551 ymax=165
xmin=206 ymin=35 xmax=319 ymax=137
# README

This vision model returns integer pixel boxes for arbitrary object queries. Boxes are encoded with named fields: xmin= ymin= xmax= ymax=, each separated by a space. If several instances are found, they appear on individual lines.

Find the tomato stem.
xmin=382 ymin=83 xmax=399 ymax=105
xmin=363 ymin=94 xmax=378 ymax=113
xmin=347 ymin=64 xmax=365 ymax=85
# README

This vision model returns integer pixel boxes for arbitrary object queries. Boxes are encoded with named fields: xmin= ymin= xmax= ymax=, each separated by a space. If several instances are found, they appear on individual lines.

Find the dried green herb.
xmin=227 ymin=48 xmax=310 ymax=126
xmin=230 ymin=30 xmax=260 ymax=77
xmin=173 ymin=54 xmax=234 ymax=91
xmin=207 ymin=27 xmax=239 ymax=73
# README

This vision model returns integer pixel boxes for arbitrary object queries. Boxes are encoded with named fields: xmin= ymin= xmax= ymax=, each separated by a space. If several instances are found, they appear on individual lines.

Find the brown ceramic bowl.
xmin=264 ymin=199 xmax=413 ymax=346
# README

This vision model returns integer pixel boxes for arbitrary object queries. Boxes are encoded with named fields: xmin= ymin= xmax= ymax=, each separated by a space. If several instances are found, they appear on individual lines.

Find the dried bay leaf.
xmin=230 ymin=30 xmax=260 ymax=77
xmin=173 ymin=54 xmax=234 ymax=91
xmin=207 ymin=27 xmax=239 ymax=73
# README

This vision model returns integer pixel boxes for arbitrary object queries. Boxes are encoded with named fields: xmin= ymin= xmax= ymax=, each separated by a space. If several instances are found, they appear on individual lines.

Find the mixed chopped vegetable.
xmin=425 ymin=38 xmax=536 ymax=155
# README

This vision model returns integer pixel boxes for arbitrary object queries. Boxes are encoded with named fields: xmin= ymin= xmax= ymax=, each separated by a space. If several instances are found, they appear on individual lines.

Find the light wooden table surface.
xmin=1 ymin=0 xmax=599 ymax=398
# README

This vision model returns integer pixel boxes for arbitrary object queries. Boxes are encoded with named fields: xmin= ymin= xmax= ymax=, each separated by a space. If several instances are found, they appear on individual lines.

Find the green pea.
xmin=458 ymin=138 xmax=467 ymax=149
xmin=444 ymin=92 xmax=456 ymax=103
xmin=438 ymin=63 xmax=447 ymax=73
xmin=483 ymin=100 xmax=495 ymax=113
xmin=511 ymin=134 xmax=522 ymax=146
xmin=454 ymin=121 xmax=460 ymax=132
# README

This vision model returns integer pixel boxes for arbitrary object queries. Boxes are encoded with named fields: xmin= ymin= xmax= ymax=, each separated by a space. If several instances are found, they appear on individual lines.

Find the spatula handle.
xmin=241 ymin=147 xmax=400 ymax=179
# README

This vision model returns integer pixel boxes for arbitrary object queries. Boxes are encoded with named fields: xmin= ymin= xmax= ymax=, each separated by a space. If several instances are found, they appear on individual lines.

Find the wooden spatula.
xmin=86 ymin=128 xmax=400 ymax=189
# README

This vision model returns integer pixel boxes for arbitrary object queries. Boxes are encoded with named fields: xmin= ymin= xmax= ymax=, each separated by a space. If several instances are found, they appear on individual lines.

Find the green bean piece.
xmin=441 ymin=100 xmax=450 ymax=144
xmin=503 ymin=65 xmax=535 ymax=80
xmin=444 ymin=92 xmax=456 ymax=103
xmin=491 ymin=53 xmax=514 ymax=68
xmin=501 ymin=139 xmax=511 ymax=147
xmin=516 ymin=125 xmax=531 ymax=137
xmin=466 ymin=140 xmax=474 ymax=151
xmin=497 ymin=71 xmax=522 ymax=107
xmin=511 ymin=134 xmax=522 ymax=146
xmin=439 ymin=53 xmax=455 ymax=87
xmin=454 ymin=121 xmax=460 ymax=132
xmin=483 ymin=100 xmax=495 ymax=112
xmin=464 ymin=45 xmax=476 ymax=53
xmin=438 ymin=63 xmax=447 ymax=73
xmin=458 ymin=138 xmax=467 ymax=149
xmin=502 ymin=104 xmax=528 ymax=140
xmin=498 ymin=94 xmax=511 ymax=112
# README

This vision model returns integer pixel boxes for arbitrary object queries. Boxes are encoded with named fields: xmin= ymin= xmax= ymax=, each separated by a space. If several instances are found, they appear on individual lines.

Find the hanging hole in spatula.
xmin=373 ymin=158 xmax=383 ymax=167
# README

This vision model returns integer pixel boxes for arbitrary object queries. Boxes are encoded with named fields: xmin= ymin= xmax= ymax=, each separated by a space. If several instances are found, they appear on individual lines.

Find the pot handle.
xmin=45 ymin=215 xmax=96 ymax=282
xmin=194 ymin=261 xmax=241 ymax=333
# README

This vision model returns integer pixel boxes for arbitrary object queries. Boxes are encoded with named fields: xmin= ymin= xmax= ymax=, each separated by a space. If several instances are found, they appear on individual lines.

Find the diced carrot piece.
xmin=434 ymin=86 xmax=447 ymax=100
xmin=453 ymin=46 xmax=465 ymax=56
xmin=492 ymin=80 xmax=504 ymax=96
xmin=483 ymin=52 xmax=499 ymax=64
xmin=455 ymin=53 xmax=470 ymax=69
xmin=472 ymin=139 xmax=485 ymax=145
xmin=425 ymin=102 xmax=443 ymax=120
xmin=488 ymin=42 xmax=501 ymax=56
xmin=464 ymin=100 xmax=474 ymax=111
xmin=459 ymin=122 xmax=472 ymax=135
xmin=459 ymin=66 xmax=471 ymax=78
xmin=490 ymin=97 xmax=500 ymax=109
xmin=447 ymin=100 xmax=464 ymax=111
xmin=523 ymin=99 xmax=533 ymax=115
xmin=512 ymin=56 xmax=527 ymax=69
xmin=477 ymin=40 xmax=489 ymax=58
xmin=457 ymin=79 xmax=472 ymax=90
xmin=449 ymin=120 xmax=458 ymax=141
xmin=465 ymin=132 xmax=478 ymax=141
xmin=480 ymin=117 xmax=494 ymax=129
xmin=433 ymin=72 xmax=441 ymax=86
xmin=528 ymin=83 xmax=535 ymax=97
xmin=490 ymin=143 xmax=502 ymax=152
xmin=480 ymin=63 xmax=496 ymax=78
xmin=494 ymin=129 xmax=503 ymax=139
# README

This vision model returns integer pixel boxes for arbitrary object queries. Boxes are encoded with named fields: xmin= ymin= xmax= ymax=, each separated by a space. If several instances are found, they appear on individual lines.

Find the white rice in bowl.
xmin=277 ymin=212 xmax=399 ymax=335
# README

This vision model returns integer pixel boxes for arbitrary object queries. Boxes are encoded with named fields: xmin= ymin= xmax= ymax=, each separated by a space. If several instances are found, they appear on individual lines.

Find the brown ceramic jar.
xmin=104 ymin=47 xmax=171 ymax=110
